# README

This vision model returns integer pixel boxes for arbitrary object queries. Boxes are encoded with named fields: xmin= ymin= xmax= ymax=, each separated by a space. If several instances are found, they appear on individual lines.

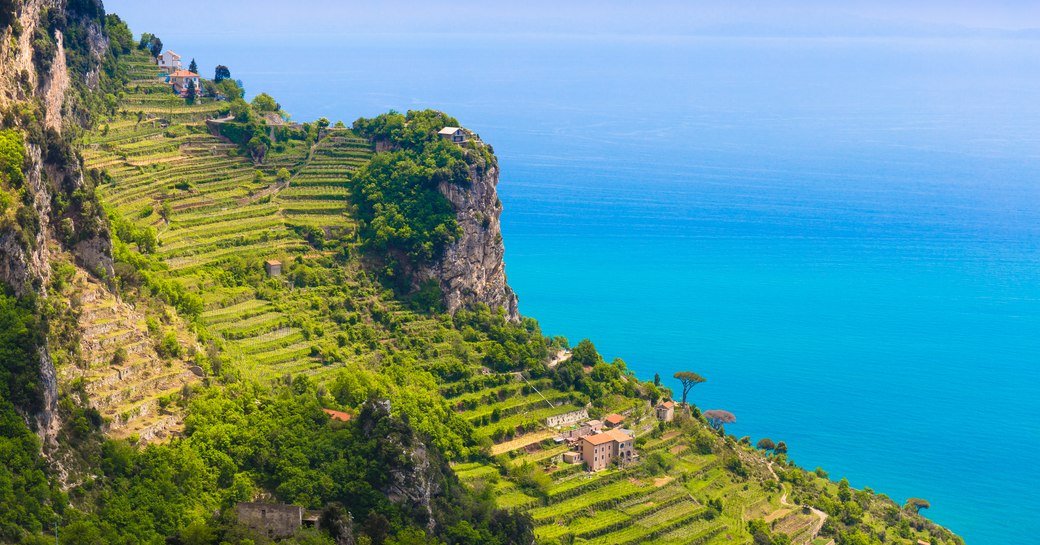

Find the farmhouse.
xmin=264 ymin=260 xmax=282 ymax=277
xmin=580 ymin=429 xmax=636 ymax=471
xmin=167 ymin=70 xmax=202 ymax=97
xmin=656 ymin=400 xmax=675 ymax=422
xmin=438 ymin=126 xmax=467 ymax=143
xmin=604 ymin=413 xmax=625 ymax=428
xmin=157 ymin=50 xmax=182 ymax=72
xmin=234 ymin=502 xmax=319 ymax=539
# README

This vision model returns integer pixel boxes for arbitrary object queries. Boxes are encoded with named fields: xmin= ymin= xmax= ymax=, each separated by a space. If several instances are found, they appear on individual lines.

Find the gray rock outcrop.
xmin=417 ymin=150 xmax=520 ymax=322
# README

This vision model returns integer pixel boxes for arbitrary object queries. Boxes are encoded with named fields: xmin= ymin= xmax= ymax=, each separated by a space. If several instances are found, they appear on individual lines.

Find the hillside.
xmin=0 ymin=5 xmax=963 ymax=545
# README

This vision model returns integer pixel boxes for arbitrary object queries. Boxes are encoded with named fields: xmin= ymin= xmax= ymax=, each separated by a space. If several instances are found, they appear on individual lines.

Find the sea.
xmin=110 ymin=18 xmax=1040 ymax=543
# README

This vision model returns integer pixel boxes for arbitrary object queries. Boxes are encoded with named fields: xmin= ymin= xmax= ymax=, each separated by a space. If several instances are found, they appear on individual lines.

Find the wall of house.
xmin=235 ymin=503 xmax=303 ymax=539
xmin=546 ymin=408 xmax=588 ymax=428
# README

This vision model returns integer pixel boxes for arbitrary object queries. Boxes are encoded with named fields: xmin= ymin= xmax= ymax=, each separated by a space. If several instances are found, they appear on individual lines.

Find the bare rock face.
xmin=417 ymin=153 xmax=520 ymax=322
xmin=0 ymin=0 xmax=112 ymax=446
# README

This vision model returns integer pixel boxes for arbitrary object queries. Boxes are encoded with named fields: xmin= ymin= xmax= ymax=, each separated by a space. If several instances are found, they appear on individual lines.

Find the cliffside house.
xmin=157 ymin=50 xmax=182 ymax=72
xmin=580 ymin=429 xmax=635 ymax=471
xmin=235 ymin=502 xmax=319 ymax=539
xmin=438 ymin=126 xmax=467 ymax=143
xmin=604 ymin=413 xmax=625 ymax=428
xmin=167 ymin=70 xmax=202 ymax=97
xmin=264 ymin=260 xmax=282 ymax=277
xmin=656 ymin=401 xmax=675 ymax=422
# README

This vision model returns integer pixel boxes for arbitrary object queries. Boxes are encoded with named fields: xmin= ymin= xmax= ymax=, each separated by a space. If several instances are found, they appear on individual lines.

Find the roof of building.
xmin=586 ymin=419 xmax=603 ymax=428
xmin=582 ymin=428 xmax=633 ymax=446
xmin=660 ymin=401 xmax=675 ymax=409
xmin=604 ymin=413 xmax=625 ymax=425
xmin=266 ymin=259 xmax=282 ymax=266
xmin=168 ymin=70 xmax=200 ymax=78
xmin=322 ymin=408 xmax=352 ymax=422
xmin=165 ymin=50 xmax=181 ymax=59
xmin=438 ymin=126 xmax=462 ymax=135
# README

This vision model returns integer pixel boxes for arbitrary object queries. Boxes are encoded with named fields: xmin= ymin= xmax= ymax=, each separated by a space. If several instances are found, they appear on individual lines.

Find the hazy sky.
xmin=103 ymin=1 xmax=1040 ymax=39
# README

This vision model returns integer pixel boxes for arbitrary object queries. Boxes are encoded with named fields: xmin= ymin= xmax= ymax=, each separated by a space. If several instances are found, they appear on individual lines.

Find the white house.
xmin=167 ymin=70 xmax=201 ymax=97
xmin=157 ymin=50 xmax=182 ymax=72
xmin=438 ymin=126 xmax=467 ymax=143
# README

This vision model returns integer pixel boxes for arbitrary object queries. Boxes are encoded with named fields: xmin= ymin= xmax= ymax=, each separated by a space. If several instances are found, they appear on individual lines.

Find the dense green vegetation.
xmin=350 ymin=110 xmax=474 ymax=284
xmin=0 ymin=9 xmax=964 ymax=545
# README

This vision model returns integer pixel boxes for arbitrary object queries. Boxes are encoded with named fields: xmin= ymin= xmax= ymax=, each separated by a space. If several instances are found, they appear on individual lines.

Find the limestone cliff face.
xmin=0 ymin=0 xmax=112 ymax=444
xmin=417 ymin=152 xmax=520 ymax=322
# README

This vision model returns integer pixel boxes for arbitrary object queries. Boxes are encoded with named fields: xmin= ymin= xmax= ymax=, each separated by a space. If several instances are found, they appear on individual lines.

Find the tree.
xmin=757 ymin=437 xmax=776 ymax=452
xmin=703 ymin=409 xmax=735 ymax=431
xmin=774 ymin=441 xmax=788 ymax=455
xmin=148 ymin=36 xmax=163 ymax=60
xmin=251 ymin=92 xmax=279 ymax=113
xmin=571 ymin=338 xmax=602 ymax=367
xmin=185 ymin=78 xmax=197 ymax=105
xmin=673 ymin=371 xmax=706 ymax=406
xmin=188 ymin=57 xmax=198 ymax=74
xmin=214 ymin=64 xmax=231 ymax=82
xmin=904 ymin=497 xmax=930 ymax=513
xmin=276 ymin=168 xmax=291 ymax=185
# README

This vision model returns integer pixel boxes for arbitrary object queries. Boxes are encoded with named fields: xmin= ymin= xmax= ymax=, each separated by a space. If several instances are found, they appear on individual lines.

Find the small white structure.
xmin=545 ymin=408 xmax=588 ymax=428
xmin=438 ymin=126 xmax=467 ymax=143
xmin=157 ymin=50 xmax=182 ymax=72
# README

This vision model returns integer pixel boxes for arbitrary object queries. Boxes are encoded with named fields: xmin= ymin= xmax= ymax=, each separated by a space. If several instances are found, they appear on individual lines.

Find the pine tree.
xmin=189 ymin=58 xmax=198 ymax=74
xmin=186 ymin=79 xmax=197 ymax=105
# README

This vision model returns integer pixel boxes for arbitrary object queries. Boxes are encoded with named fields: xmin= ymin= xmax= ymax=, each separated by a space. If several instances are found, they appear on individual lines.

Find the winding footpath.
xmin=767 ymin=461 xmax=829 ymax=544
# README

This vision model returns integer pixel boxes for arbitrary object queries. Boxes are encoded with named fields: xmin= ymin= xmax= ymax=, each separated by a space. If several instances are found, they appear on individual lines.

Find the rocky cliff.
xmin=417 ymin=148 xmax=520 ymax=322
xmin=0 ymin=0 xmax=113 ymax=444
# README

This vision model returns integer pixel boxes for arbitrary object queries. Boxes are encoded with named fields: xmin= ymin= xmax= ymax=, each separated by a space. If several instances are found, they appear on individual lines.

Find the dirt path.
xmin=766 ymin=461 xmax=829 ymax=543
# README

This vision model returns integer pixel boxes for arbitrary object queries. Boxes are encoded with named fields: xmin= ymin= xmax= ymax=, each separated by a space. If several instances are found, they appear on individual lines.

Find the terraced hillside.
xmin=442 ymin=371 xmax=795 ymax=545
xmin=81 ymin=50 xmax=403 ymax=385
xmin=74 ymin=49 xmax=961 ymax=545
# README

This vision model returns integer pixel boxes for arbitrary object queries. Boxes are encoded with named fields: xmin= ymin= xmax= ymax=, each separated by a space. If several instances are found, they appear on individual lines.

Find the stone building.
xmin=656 ymin=400 xmax=675 ymax=422
xmin=235 ymin=502 xmax=304 ymax=539
xmin=545 ymin=408 xmax=588 ymax=428
xmin=580 ymin=429 xmax=635 ymax=471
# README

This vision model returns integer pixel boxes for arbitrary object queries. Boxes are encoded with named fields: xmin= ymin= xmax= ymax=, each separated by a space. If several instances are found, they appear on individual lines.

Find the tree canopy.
xmin=214 ymin=64 xmax=230 ymax=82
xmin=703 ymin=409 xmax=736 ymax=430
xmin=673 ymin=371 xmax=706 ymax=406
xmin=251 ymin=92 xmax=280 ymax=113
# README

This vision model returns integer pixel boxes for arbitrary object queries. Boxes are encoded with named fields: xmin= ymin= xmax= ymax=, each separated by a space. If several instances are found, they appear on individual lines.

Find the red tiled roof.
xmin=582 ymin=431 xmax=616 ymax=446
xmin=323 ymin=409 xmax=352 ymax=422
xmin=582 ymin=429 xmax=633 ymax=446
xmin=604 ymin=413 xmax=624 ymax=425
xmin=168 ymin=70 xmax=199 ymax=78
xmin=661 ymin=401 xmax=675 ymax=409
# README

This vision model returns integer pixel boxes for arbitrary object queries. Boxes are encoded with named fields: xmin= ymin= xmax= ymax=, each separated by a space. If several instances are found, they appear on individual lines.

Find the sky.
xmin=102 ymin=1 xmax=1040 ymax=39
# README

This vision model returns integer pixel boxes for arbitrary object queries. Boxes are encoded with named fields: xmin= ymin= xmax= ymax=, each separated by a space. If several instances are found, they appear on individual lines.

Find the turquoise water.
xmin=103 ymin=8 xmax=1040 ymax=540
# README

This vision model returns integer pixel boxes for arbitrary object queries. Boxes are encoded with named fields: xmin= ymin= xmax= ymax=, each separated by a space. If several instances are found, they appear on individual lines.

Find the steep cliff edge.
xmin=418 ymin=149 xmax=520 ymax=322
xmin=352 ymin=111 xmax=520 ymax=321
xmin=0 ymin=0 xmax=118 ymax=445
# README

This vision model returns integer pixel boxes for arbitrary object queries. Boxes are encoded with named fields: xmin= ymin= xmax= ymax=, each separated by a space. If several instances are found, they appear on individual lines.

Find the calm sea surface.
xmin=160 ymin=33 xmax=1039 ymax=543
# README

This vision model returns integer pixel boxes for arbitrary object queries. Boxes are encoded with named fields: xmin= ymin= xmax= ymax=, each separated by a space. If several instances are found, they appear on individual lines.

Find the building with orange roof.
xmin=604 ymin=413 xmax=625 ymax=428
xmin=656 ymin=400 xmax=675 ymax=422
xmin=580 ymin=428 xmax=635 ymax=471
xmin=166 ymin=70 xmax=201 ymax=97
